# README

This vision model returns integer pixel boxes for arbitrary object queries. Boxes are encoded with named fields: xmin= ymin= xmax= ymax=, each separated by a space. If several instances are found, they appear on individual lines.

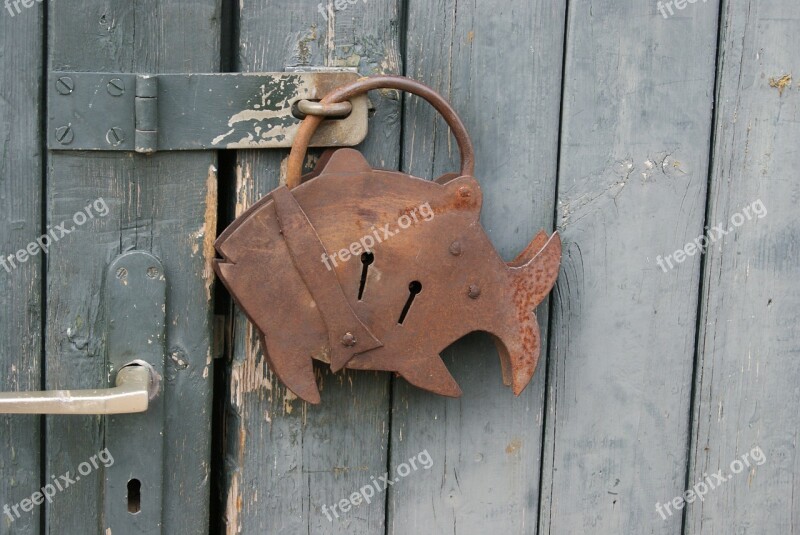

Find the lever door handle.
xmin=0 ymin=361 xmax=159 ymax=415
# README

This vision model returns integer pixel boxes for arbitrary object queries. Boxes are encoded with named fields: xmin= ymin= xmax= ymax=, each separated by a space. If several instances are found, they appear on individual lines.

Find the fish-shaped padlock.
xmin=214 ymin=76 xmax=561 ymax=404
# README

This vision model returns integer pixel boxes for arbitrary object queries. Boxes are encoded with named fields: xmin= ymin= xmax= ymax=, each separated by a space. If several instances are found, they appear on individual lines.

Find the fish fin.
xmin=259 ymin=334 xmax=322 ymax=405
xmin=490 ymin=319 xmax=541 ymax=396
xmin=490 ymin=232 xmax=561 ymax=395
xmin=313 ymin=148 xmax=373 ymax=176
xmin=396 ymin=355 xmax=463 ymax=398
xmin=511 ymin=232 xmax=562 ymax=306
xmin=508 ymin=230 xmax=548 ymax=268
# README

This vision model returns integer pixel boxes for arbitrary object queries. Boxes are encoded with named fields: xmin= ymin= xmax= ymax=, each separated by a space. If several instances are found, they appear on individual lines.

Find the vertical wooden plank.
xmin=46 ymin=1 xmax=219 ymax=532
xmin=686 ymin=1 xmax=800 ymax=533
xmin=0 ymin=5 xmax=44 ymax=535
xmin=539 ymin=1 xmax=721 ymax=533
xmin=388 ymin=1 xmax=566 ymax=533
xmin=222 ymin=1 xmax=402 ymax=533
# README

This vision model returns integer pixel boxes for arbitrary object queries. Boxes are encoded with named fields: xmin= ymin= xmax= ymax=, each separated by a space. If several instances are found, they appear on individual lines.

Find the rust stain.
xmin=506 ymin=439 xmax=522 ymax=455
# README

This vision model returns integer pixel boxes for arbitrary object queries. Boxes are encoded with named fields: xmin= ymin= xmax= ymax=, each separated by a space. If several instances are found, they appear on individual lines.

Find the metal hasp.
xmin=104 ymin=251 xmax=167 ymax=535
xmin=48 ymin=71 xmax=369 ymax=153
xmin=214 ymin=75 xmax=562 ymax=405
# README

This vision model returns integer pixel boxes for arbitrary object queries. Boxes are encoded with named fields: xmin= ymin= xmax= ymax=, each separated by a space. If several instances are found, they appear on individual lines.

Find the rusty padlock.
xmin=214 ymin=75 xmax=561 ymax=404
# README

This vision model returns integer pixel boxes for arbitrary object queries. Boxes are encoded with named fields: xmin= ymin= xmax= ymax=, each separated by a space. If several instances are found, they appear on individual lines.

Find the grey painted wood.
xmin=388 ymin=1 xmax=566 ymax=533
xmin=686 ymin=1 xmax=800 ymax=533
xmin=46 ymin=1 xmax=219 ymax=533
xmin=0 ymin=6 xmax=44 ymax=535
xmin=221 ymin=2 xmax=402 ymax=533
xmin=538 ymin=1 xmax=721 ymax=534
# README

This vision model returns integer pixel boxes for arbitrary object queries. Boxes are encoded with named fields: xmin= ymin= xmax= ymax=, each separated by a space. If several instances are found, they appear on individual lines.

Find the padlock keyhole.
xmin=358 ymin=252 xmax=375 ymax=300
xmin=398 ymin=281 xmax=422 ymax=324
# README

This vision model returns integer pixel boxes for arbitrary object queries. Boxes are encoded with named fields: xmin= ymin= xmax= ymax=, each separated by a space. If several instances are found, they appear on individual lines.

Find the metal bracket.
xmin=104 ymin=251 xmax=167 ymax=534
xmin=48 ymin=71 xmax=369 ymax=153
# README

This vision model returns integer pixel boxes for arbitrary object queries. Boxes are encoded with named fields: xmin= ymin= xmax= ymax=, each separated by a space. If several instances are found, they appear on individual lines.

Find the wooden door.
xmin=1 ymin=1 xmax=798 ymax=535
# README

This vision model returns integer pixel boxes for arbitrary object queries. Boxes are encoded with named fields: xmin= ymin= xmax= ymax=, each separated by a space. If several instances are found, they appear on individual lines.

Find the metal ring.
xmin=296 ymin=100 xmax=353 ymax=118
xmin=286 ymin=75 xmax=475 ymax=189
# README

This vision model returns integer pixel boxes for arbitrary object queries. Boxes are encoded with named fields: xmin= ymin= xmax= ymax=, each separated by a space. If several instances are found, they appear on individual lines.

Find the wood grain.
xmin=0 ymin=5 xmax=44 ymax=535
xmin=539 ymin=1 xmax=721 ymax=533
xmin=686 ymin=1 xmax=800 ymax=532
xmin=46 ymin=1 xmax=219 ymax=532
xmin=221 ymin=1 xmax=402 ymax=533
xmin=388 ymin=1 xmax=566 ymax=533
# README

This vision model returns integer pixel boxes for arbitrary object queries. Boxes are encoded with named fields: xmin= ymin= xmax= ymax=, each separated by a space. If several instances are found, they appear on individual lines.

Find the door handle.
xmin=0 ymin=360 xmax=160 ymax=415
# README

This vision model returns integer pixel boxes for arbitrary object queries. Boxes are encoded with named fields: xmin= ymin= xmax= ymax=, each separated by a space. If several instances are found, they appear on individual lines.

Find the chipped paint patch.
xmin=224 ymin=465 xmax=242 ymax=534
xmin=190 ymin=165 xmax=219 ymax=302
xmin=769 ymin=74 xmax=792 ymax=96
xmin=230 ymin=325 xmax=272 ymax=408
xmin=235 ymin=161 xmax=254 ymax=216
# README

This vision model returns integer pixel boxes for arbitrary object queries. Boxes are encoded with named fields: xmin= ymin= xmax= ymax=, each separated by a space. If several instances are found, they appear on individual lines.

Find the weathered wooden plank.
xmin=686 ymin=1 xmax=800 ymax=533
xmin=0 ymin=5 xmax=44 ymax=535
xmin=388 ymin=1 xmax=566 ymax=533
xmin=538 ymin=1 xmax=721 ymax=533
xmin=46 ymin=1 xmax=219 ymax=532
xmin=221 ymin=1 xmax=402 ymax=533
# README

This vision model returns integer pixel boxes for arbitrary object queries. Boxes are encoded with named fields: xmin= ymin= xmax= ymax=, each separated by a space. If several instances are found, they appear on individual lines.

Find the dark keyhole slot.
xmin=127 ymin=478 xmax=141 ymax=514
xmin=358 ymin=252 xmax=375 ymax=300
xmin=398 ymin=281 xmax=423 ymax=324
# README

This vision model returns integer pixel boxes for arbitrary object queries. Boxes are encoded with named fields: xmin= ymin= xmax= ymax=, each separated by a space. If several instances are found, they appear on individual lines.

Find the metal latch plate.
xmin=104 ymin=251 xmax=166 ymax=534
xmin=48 ymin=71 xmax=369 ymax=152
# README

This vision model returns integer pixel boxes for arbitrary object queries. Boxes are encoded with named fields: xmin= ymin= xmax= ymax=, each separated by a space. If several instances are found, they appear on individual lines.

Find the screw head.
xmin=55 ymin=76 xmax=74 ymax=95
xmin=341 ymin=332 xmax=357 ymax=347
xmin=458 ymin=186 xmax=472 ymax=199
xmin=55 ymin=125 xmax=74 ymax=145
xmin=449 ymin=241 xmax=463 ymax=256
xmin=468 ymin=284 xmax=481 ymax=299
xmin=106 ymin=127 xmax=125 ymax=146
xmin=107 ymin=78 xmax=125 ymax=96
